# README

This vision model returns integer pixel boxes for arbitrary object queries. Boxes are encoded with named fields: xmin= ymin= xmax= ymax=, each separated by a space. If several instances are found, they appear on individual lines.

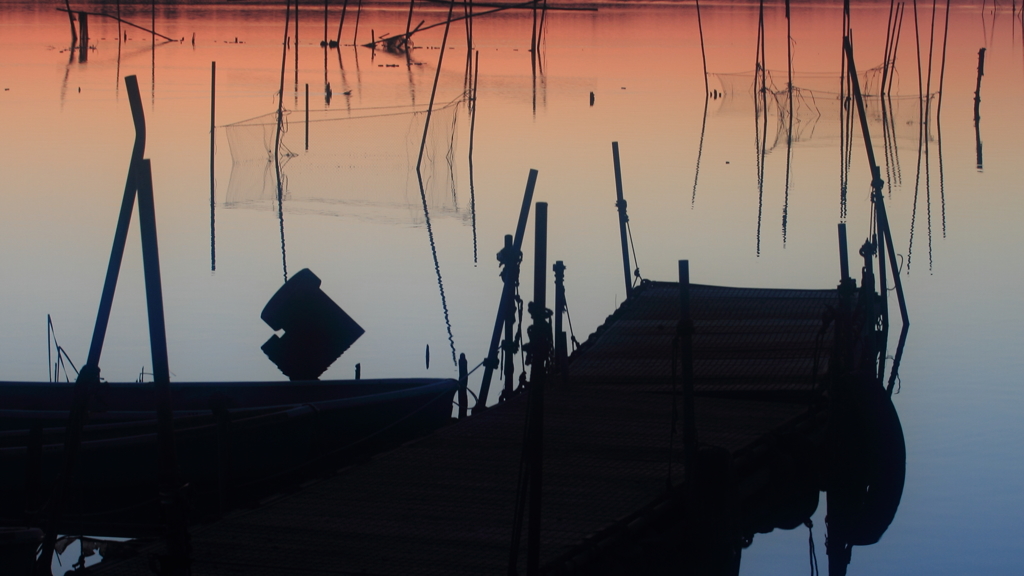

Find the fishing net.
xmin=223 ymin=95 xmax=467 ymax=223
xmin=710 ymin=67 xmax=927 ymax=151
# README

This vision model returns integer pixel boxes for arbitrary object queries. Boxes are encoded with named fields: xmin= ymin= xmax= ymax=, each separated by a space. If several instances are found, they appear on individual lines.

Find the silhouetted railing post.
xmin=553 ymin=260 xmax=567 ymax=381
xmin=458 ymin=353 xmax=468 ymax=419
xmin=678 ymin=261 xmax=697 ymax=487
xmin=501 ymin=234 xmax=518 ymax=400
xmin=838 ymin=222 xmax=850 ymax=282
xmin=476 ymin=170 xmax=537 ymax=411
xmin=612 ymin=142 xmax=633 ymax=300
xmin=526 ymin=202 xmax=549 ymax=576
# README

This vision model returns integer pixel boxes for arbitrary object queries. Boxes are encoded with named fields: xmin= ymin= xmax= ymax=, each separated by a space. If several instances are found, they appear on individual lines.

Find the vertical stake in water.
xmin=458 ymin=353 xmax=468 ymax=419
xmin=475 ymin=170 xmax=537 ymax=411
xmin=838 ymin=222 xmax=850 ymax=282
xmin=502 ymin=234 xmax=517 ymax=400
xmin=210 ymin=61 xmax=216 ymax=272
xmin=611 ymin=142 xmax=633 ymax=300
xmin=305 ymin=83 xmax=310 ymax=150
xmin=526 ymin=202 xmax=549 ymax=576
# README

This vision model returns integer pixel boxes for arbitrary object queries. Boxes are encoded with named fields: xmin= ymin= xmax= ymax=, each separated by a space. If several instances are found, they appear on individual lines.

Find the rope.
xmin=562 ymin=297 xmax=580 ymax=351
xmin=806 ymin=519 xmax=819 ymax=576
xmin=625 ymin=219 xmax=643 ymax=286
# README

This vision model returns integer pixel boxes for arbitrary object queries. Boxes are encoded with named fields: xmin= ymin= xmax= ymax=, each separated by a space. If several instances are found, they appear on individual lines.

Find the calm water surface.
xmin=1 ymin=0 xmax=1023 ymax=573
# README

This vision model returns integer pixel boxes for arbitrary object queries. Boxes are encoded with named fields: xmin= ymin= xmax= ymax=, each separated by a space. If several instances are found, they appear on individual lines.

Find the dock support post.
xmin=138 ymin=159 xmax=192 ymax=575
xmin=612 ymin=142 xmax=633 ymax=300
xmin=553 ymin=260 xmax=567 ymax=381
xmin=458 ymin=353 xmax=468 ymax=419
xmin=678 ymin=260 xmax=697 ymax=487
xmin=526 ymin=202 xmax=549 ymax=576
xmin=838 ymin=222 xmax=850 ymax=282
xmin=476 ymin=170 xmax=537 ymax=411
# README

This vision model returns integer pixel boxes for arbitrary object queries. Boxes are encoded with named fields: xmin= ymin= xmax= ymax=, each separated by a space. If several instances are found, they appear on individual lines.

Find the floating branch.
xmin=56 ymin=7 xmax=175 ymax=42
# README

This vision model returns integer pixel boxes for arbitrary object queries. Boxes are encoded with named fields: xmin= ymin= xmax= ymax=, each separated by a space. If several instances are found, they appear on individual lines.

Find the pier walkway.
xmin=95 ymin=282 xmax=838 ymax=575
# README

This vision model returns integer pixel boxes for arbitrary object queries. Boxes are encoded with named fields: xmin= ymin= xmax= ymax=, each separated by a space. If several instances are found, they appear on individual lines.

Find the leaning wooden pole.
xmin=416 ymin=0 xmax=456 ymax=171
xmin=476 ymin=170 xmax=537 ymax=411
xmin=35 ymin=74 xmax=146 ymax=576
xmin=845 ymin=36 xmax=910 ymax=329
xmin=611 ymin=142 xmax=633 ymax=300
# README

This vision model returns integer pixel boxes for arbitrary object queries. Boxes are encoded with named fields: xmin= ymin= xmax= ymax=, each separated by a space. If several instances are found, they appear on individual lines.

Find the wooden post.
xmin=35 ymin=75 xmax=147 ymax=574
xmin=138 ymin=159 xmax=192 ymax=575
xmin=305 ymin=83 xmax=310 ymax=150
xmin=526 ymin=202 xmax=549 ymax=576
xmin=838 ymin=222 xmax=850 ymax=282
xmin=458 ymin=353 xmax=468 ymax=419
xmin=355 ymin=363 xmax=361 ymax=379
xmin=553 ymin=260 xmax=567 ymax=381
xmin=210 ymin=62 xmax=217 ymax=272
xmin=78 ymin=12 xmax=89 ymax=52
xmin=475 ymin=170 xmax=537 ymax=411
xmin=678 ymin=260 xmax=696 ymax=487
xmin=501 ymin=234 xmax=517 ymax=400
xmin=611 ymin=142 xmax=633 ymax=300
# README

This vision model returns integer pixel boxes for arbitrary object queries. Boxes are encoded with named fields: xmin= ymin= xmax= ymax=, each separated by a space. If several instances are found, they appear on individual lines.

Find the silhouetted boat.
xmin=0 ymin=378 xmax=458 ymax=533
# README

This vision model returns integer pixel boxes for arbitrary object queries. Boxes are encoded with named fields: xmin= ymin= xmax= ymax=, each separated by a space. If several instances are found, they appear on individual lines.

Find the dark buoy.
xmin=260 ymin=269 xmax=364 ymax=380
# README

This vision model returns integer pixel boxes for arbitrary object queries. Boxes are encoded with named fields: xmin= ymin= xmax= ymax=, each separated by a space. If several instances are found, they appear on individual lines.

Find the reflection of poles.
xmin=276 ymin=0 xmax=293 ymax=283
xmin=782 ymin=0 xmax=793 ymax=246
xmin=754 ymin=0 xmax=768 ymax=255
xmin=469 ymin=51 xmax=479 ymax=263
xmin=415 ymin=171 xmax=457 ymax=369
xmin=974 ymin=47 xmax=986 ymax=171
xmin=295 ymin=0 xmax=301 ymax=104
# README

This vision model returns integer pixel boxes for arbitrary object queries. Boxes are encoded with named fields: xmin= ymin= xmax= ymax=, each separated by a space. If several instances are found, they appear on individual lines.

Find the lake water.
xmin=2 ymin=0 xmax=1023 ymax=573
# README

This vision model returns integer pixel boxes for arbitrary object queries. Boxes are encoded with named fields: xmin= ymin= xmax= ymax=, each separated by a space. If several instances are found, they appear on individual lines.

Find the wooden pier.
xmin=93 ymin=280 xmax=840 ymax=575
